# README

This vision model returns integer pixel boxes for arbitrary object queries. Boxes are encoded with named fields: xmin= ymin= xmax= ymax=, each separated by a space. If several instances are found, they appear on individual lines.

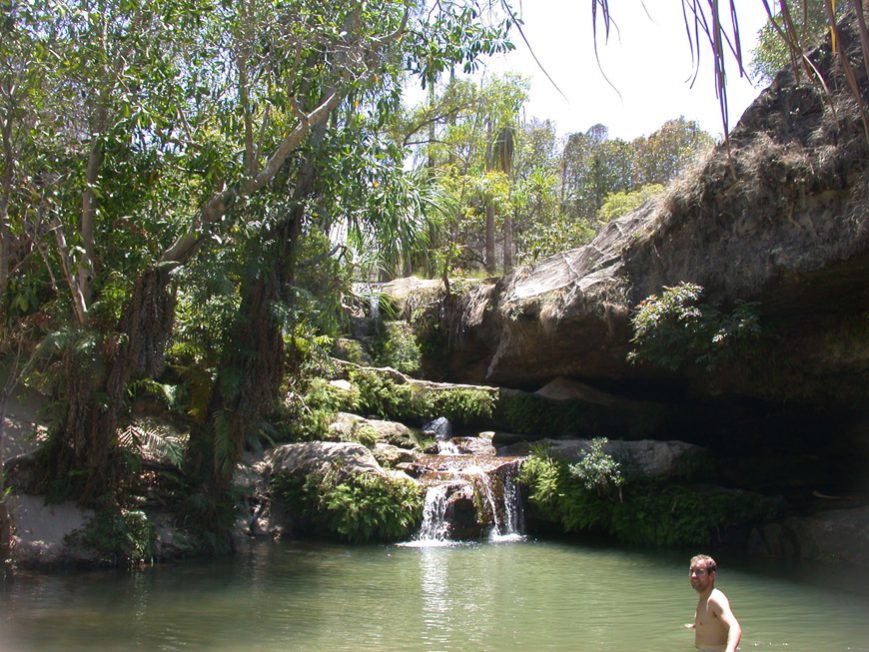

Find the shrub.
xmin=271 ymin=469 xmax=424 ymax=544
xmin=568 ymin=437 xmax=624 ymax=498
xmin=373 ymin=321 xmax=422 ymax=375
xmin=67 ymin=508 xmax=157 ymax=567
xmin=628 ymin=282 xmax=761 ymax=371
xmin=519 ymin=447 xmax=777 ymax=547
xmin=338 ymin=368 xmax=496 ymax=428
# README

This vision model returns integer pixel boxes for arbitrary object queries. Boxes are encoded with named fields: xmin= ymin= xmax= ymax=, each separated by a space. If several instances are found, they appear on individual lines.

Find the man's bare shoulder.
xmin=707 ymin=588 xmax=732 ymax=613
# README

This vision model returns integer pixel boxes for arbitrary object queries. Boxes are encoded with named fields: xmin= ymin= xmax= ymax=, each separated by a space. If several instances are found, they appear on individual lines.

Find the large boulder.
xmin=266 ymin=441 xmax=386 ymax=478
xmin=4 ymin=494 xmax=96 ymax=568
xmin=748 ymin=506 xmax=869 ymax=566
xmin=328 ymin=412 xmax=419 ymax=449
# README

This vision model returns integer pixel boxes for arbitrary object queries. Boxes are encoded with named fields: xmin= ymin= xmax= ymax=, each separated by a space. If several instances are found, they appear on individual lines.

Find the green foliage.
xmin=750 ymin=3 xmax=846 ymax=83
xmin=372 ymin=321 xmax=422 ymax=375
xmin=271 ymin=469 xmax=423 ymax=544
xmin=597 ymin=184 xmax=665 ymax=223
xmin=568 ymin=438 xmax=624 ymax=497
xmin=519 ymin=451 xmax=778 ymax=547
xmin=68 ymin=508 xmax=157 ymax=567
xmin=354 ymin=424 xmax=379 ymax=449
xmin=492 ymin=390 xmax=646 ymax=438
xmin=630 ymin=118 xmax=713 ymax=187
xmin=312 ymin=367 xmax=496 ymax=429
xmin=518 ymin=212 xmax=596 ymax=262
xmin=627 ymin=282 xmax=761 ymax=372
xmin=118 ymin=422 xmax=186 ymax=471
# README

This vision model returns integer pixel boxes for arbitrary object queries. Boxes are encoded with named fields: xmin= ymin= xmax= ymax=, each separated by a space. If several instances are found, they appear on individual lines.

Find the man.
xmin=686 ymin=554 xmax=742 ymax=652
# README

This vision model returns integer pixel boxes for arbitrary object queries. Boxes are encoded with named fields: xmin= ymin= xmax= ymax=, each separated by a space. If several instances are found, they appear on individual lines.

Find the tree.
xmin=631 ymin=117 xmax=714 ymax=187
xmin=560 ymin=124 xmax=632 ymax=221
xmin=751 ymin=1 xmax=848 ymax=83
xmin=398 ymin=73 xmax=527 ymax=279
xmin=1 ymin=0 xmax=515 ymax=508
xmin=597 ymin=183 xmax=665 ymax=223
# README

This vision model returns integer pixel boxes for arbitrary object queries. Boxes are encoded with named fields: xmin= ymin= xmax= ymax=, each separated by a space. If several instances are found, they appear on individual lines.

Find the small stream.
xmin=2 ymin=539 xmax=868 ymax=651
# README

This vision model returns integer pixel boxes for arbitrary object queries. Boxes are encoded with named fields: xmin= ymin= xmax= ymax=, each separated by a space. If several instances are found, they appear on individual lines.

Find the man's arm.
xmin=710 ymin=591 xmax=742 ymax=652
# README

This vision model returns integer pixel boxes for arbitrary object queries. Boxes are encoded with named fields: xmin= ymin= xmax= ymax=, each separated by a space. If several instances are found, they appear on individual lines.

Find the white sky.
xmin=481 ymin=0 xmax=771 ymax=141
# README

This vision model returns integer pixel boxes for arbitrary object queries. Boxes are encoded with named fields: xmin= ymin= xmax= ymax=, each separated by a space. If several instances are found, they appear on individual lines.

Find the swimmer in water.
xmin=685 ymin=554 xmax=742 ymax=652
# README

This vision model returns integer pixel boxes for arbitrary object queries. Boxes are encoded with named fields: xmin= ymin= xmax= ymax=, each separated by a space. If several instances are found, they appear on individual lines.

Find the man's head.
xmin=689 ymin=554 xmax=717 ymax=593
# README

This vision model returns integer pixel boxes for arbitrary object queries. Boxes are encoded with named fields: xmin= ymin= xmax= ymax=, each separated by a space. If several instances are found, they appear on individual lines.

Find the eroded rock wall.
xmin=431 ymin=15 xmax=868 ymax=408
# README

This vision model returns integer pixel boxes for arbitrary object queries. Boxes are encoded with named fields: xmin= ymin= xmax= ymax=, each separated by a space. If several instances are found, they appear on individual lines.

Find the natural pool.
xmin=1 ymin=539 xmax=868 ymax=651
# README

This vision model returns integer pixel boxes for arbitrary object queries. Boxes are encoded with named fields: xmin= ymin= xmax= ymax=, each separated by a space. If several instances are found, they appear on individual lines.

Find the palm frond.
xmin=118 ymin=422 xmax=186 ymax=470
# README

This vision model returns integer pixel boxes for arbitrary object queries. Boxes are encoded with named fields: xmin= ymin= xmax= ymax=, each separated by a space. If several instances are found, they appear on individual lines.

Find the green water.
xmin=1 ymin=539 xmax=867 ymax=651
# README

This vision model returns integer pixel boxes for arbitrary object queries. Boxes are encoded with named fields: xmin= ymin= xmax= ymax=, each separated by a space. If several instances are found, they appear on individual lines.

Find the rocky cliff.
xmin=426 ymin=17 xmax=868 ymax=411
xmin=384 ymin=17 xmax=869 ymax=506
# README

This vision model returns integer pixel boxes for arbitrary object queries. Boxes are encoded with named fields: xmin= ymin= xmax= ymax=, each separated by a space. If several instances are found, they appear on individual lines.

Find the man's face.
xmin=689 ymin=562 xmax=714 ymax=593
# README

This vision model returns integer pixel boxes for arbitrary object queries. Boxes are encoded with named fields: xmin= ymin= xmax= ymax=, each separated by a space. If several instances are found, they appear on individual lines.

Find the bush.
xmin=372 ymin=321 xmax=422 ymax=375
xmin=519 ymin=448 xmax=777 ymax=547
xmin=271 ymin=470 xmax=424 ymax=544
xmin=628 ymin=282 xmax=761 ymax=371
xmin=67 ymin=508 xmax=157 ymax=567
xmin=568 ymin=437 xmax=624 ymax=498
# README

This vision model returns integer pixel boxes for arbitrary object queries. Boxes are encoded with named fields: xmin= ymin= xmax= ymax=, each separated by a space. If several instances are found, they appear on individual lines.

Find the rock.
xmin=748 ymin=507 xmax=869 ymax=566
xmin=329 ymin=412 xmax=419 ymax=449
xmin=373 ymin=443 xmax=417 ymax=468
xmin=424 ymin=16 xmax=869 ymax=410
xmin=329 ymin=379 xmax=354 ymax=392
xmin=422 ymin=416 xmax=453 ymax=441
xmin=440 ymin=436 xmax=496 ymax=456
xmin=498 ymin=438 xmax=708 ymax=480
xmin=441 ymin=482 xmax=482 ymax=540
xmin=6 ymin=494 xmax=96 ymax=567
xmin=266 ymin=441 xmax=386 ymax=478
xmin=378 ymin=277 xmax=445 ymax=318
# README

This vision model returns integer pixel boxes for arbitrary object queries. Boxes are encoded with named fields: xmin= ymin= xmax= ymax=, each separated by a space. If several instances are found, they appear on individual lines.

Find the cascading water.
xmin=402 ymin=436 xmax=526 ymax=546
xmin=490 ymin=462 xmax=526 ymax=543
xmin=415 ymin=484 xmax=451 ymax=544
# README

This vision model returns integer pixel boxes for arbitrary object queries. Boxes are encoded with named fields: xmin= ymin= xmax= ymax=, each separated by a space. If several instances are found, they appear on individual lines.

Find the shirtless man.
xmin=686 ymin=554 xmax=742 ymax=652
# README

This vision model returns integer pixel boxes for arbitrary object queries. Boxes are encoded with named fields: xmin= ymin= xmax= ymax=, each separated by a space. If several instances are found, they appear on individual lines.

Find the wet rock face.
xmin=411 ymin=16 xmax=869 ymax=410
xmin=748 ymin=506 xmax=869 ymax=566
xmin=442 ymin=483 xmax=481 ymax=540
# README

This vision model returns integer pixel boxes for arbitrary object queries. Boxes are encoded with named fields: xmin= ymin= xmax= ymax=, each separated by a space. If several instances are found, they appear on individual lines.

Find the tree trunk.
xmin=0 ymin=500 xmax=11 ymax=575
xmin=48 ymin=267 xmax=176 ymax=503
xmin=503 ymin=211 xmax=514 ymax=272
xmin=189 ymin=123 xmax=326 ymax=500
xmin=0 ymin=114 xmax=12 ymax=299
xmin=485 ymin=202 xmax=496 ymax=274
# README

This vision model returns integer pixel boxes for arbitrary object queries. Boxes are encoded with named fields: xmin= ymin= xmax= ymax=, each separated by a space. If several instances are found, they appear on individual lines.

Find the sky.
xmin=481 ymin=0 xmax=771 ymax=141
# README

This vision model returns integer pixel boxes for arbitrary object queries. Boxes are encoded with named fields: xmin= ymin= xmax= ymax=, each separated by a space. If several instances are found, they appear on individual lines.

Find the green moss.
xmin=324 ymin=368 xmax=496 ymax=429
xmin=271 ymin=470 xmax=424 ymax=544
xmin=493 ymin=390 xmax=654 ymax=438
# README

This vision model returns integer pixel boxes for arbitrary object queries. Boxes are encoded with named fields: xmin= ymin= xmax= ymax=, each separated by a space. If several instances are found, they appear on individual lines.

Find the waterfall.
xmin=401 ymin=436 xmax=526 ymax=546
xmin=368 ymin=291 xmax=380 ymax=321
xmin=399 ymin=485 xmax=454 ymax=547
xmin=492 ymin=463 xmax=525 ymax=542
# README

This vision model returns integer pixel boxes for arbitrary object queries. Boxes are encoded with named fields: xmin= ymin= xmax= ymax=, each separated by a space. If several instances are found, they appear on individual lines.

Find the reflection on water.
xmin=1 ymin=539 xmax=868 ymax=651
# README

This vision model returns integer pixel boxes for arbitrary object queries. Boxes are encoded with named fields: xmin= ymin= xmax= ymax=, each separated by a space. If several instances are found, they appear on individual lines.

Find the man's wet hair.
xmin=690 ymin=554 xmax=717 ymax=573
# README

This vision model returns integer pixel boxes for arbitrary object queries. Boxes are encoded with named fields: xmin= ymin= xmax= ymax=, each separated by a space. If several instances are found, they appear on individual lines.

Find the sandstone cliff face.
xmin=433 ymin=16 xmax=869 ymax=409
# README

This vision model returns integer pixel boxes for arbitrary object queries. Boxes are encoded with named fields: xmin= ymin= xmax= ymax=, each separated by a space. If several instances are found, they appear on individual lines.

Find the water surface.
xmin=1 ymin=539 xmax=867 ymax=651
